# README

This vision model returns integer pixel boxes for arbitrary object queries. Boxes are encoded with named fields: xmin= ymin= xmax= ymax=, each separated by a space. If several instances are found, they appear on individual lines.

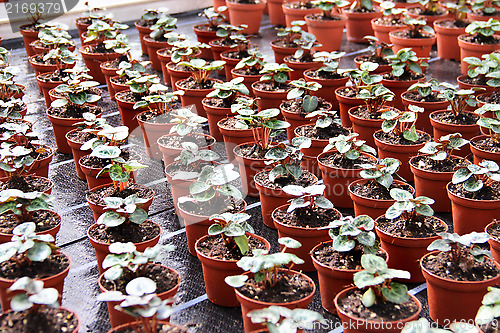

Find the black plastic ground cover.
xmin=6 ymin=9 xmax=464 ymax=333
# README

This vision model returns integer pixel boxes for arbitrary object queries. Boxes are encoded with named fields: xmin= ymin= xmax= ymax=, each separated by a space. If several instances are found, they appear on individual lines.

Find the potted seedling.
xmin=231 ymin=49 xmax=267 ymax=94
xmin=283 ymin=31 xmax=323 ymax=80
xmin=271 ymin=20 xmax=306 ymax=63
xmin=0 ymin=65 xmax=25 ymax=101
xmin=193 ymin=7 xmax=228 ymax=60
xmin=195 ymin=212 xmax=270 ymax=307
xmin=225 ymin=237 xmax=316 ymax=333
xmin=209 ymin=24 xmax=244 ymax=62
xmin=19 ymin=9 xmax=47 ymax=56
xmin=0 ymin=98 xmax=27 ymax=121
xmin=164 ymin=39 xmax=204 ymax=88
xmin=283 ymin=2 xmax=322 ymax=30
xmin=472 ymin=103 xmax=500 ymax=163
xmin=486 ymin=216 xmax=500 ymax=264
xmin=458 ymin=52 xmax=500 ymax=96
xmin=272 ymin=184 xmax=340 ymax=271
xmin=409 ymin=133 xmax=468 ymax=211
xmin=354 ymin=36 xmax=394 ymax=73
xmin=447 ymin=160 xmax=500 ymax=234
xmin=0 ymin=277 xmax=80 ymax=332
xmin=248 ymin=306 xmax=324 ymax=333
xmin=226 ymin=0 xmax=266 ymax=35
xmin=135 ymin=8 xmax=170 ymax=55
xmin=143 ymin=15 xmax=177 ymax=71
xmin=342 ymin=0 xmax=382 ymax=43
xmin=406 ymin=0 xmax=449 ymax=25
xmin=305 ymin=0 xmax=350 ymax=51
xmin=422 ymin=232 xmax=500 ymax=323
xmin=468 ymin=0 xmax=500 ymax=21
xmin=370 ymin=2 xmax=407 ymax=44
xmin=75 ymin=3 xmax=111 ymax=42
xmin=28 ymin=45 xmax=77 ymax=79
xmin=334 ymin=254 xmax=421 ymax=332
xmin=434 ymin=1 xmax=471 ymax=61
xmin=317 ymin=132 xmax=378 ymax=207
xmin=0 ymin=222 xmax=71 ymax=311
xmin=98 ymin=243 xmax=180 ymax=327
xmin=389 ymin=16 xmax=437 ymax=58
xmin=220 ymin=34 xmax=251 ymax=79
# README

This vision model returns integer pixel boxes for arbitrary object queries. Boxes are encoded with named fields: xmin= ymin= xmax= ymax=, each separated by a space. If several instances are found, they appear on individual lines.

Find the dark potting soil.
xmin=38 ymin=70 xmax=70 ymax=83
xmin=319 ymin=152 xmax=375 ymax=170
xmin=305 ymin=68 xmax=343 ymax=80
xmin=85 ymin=44 xmax=117 ymax=54
xmin=158 ymin=48 xmax=173 ymax=57
xmin=421 ymin=251 xmax=500 ymax=282
xmin=471 ymin=137 xmax=500 ymax=153
xmin=307 ymin=13 xmax=344 ymax=21
xmin=0 ymin=307 xmax=79 ymax=333
xmin=480 ymin=91 xmax=500 ymax=104
xmin=0 ymin=210 xmax=60 ymax=235
xmin=237 ymin=272 xmax=313 ymax=303
xmin=377 ymin=216 xmax=446 ymax=238
xmin=113 ymin=323 xmax=187 ymax=333
xmin=101 ymin=264 xmax=179 ymax=294
xmin=336 ymin=86 xmax=358 ymax=98
xmin=179 ymin=197 xmax=245 ymax=217
xmin=435 ymin=19 xmax=470 ymax=29
xmin=286 ymin=1 xmax=315 ymax=9
xmin=356 ymin=55 xmax=391 ymax=66
xmin=195 ymin=24 xmax=217 ymax=32
xmin=0 ymin=175 xmax=52 ymax=193
xmin=383 ymin=71 xmax=425 ymax=82
xmin=47 ymin=104 xmax=101 ymax=119
xmin=374 ymin=130 xmax=430 ymax=145
xmin=408 ymin=7 xmax=446 ymax=16
xmin=218 ymin=116 xmax=250 ymax=130
xmin=102 ymin=55 xmax=129 ymax=69
xmin=349 ymin=105 xmax=387 ymax=120
xmin=448 ymin=182 xmax=500 ymax=201
xmin=204 ymin=96 xmax=232 ymax=109
xmin=311 ymin=242 xmax=387 ymax=270
xmin=253 ymin=81 xmax=291 ymax=93
xmin=295 ymin=122 xmax=349 ymax=140
xmin=373 ymin=16 xmax=406 ymax=27
xmin=281 ymin=97 xmax=330 ymax=115
xmin=430 ymin=110 xmax=478 ymax=125
xmin=136 ymin=106 xmax=181 ymax=124
xmin=460 ymin=34 xmax=500 ymax=45
xmin=167 ymin=62 xmax=191 ymax=72
xmin=177 ymin=76 xmax=216 ymax=90
xmin=271 ymin=39 xmax=299 ymax=49
xmin=211 ymin=38 xmax=235 ymax=47
xmin=392 ymin=29 xmax=434 ymax=39
xmin=86 ymin=183 xmax=154 ymax=206
xmin=31 ymin=54 xmax=57 ymax=65
xmin=66 ymin=129 xmax=97 ymax=144
xmin=344 ymin=7 xmax=377 ymax=13
xmin=80 ymin=150 xmax=139 ymax=169
xmin=110 ymin=76 xmax=129 ymax=85
xmin=136 ymin=19 xmax=157 ymax=27
xmin=254 ymin=170 xmax=316 ymax=190
xmin=223 ymin=50 xmax=250 ymax=60
xmin=287 ymin=53 xmax=314 ymax=63
xmin=0 ymin=252 xmax=69 ymax=280
xmin=232 ymin=67 xmax=261 ymax=76
xmin=459 ymin=75 xmax=489 ymax=86
xmin=273 ymin=206 xmax=341 ymax=229
xmin=234 ymin=143 xmax=270 ymax=159
xmin=196 ymin=234 xmax=267 ymax=260
xmin=158 ymin=134 xmax=214 ymax=150
xmin=20 ymin=23 xmax=45 ymax=32
xmin=410 ymin=155 xmax=465 ymax=173
xmin=89 ymin=220 xmax=160 ymax=244
xmin=402 ymin=90 xmax=445 ymax=103
xmin=488 ymin=222 xmax=500 ymax=242
xmin=337 ymin=289 xmax=419 ymax=321
xmin=350 ymin=181 xmax=412 ymax=201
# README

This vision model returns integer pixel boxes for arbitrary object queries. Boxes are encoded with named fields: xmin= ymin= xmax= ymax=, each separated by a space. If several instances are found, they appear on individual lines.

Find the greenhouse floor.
xmin=3 ymin=8 xmax=465 ymax=333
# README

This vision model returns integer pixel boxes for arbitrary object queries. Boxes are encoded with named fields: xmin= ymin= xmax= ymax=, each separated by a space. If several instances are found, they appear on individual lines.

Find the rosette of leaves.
xmin=234 ymin=49 xmax=266 ymax=74
xmin=291 ymin=32 xmax=321 ymax=61
xmin=406 ymin=78 xmax=440 ymax=100
xmin=385 ymin=188 xmax=435 ymax=225
xmin=0 ymin=98 xmax=25 ymax=122
xmin=140 ymin=8 xmax=170 ymax=25
xmin=84 ymin=20 xmax=129 ymax=45
xmin=282 ymin=184 xmax=333 ymax=213
xmin=305 ymin=109 xmax=342 ymax=130
xmin=177 ymin=59 xmax=226 ymax=86
xmin=311 ymin=51 xmax=345 ymax=76
xmin=451 ymin=160 xmax=500 ymax=194
xmin=170 ymin=40 xmax=207 ymax=64
xmin=418 ymin=133 xmax=468 ymax=162
xmin=169 ymin=108 xmax=208 ymax=137
xmin=199 ymin=6 xmax=228 ymax=30
xmin=0 ymin=189 xmax=53 ymax=226
xmin=312 ymin=0 xmax=350 ymax=18
xmin=322 ymin=132 xmax=377 ymax=159
xmin=96 ymin=147 xmax=147 ymax=192
xmin=264 ymin=136 xmax=312 ymax=182
xmin=81 ymin=125 xmax=129 ymax=152
xmin=72 ymin=112 xmax=110 ymax=134
xmin=475 ymin=103 xmax=500 ymax=143
xmin=358 ymin=157 xmax=401 ymax=189
xmin=171 ymin=142 xmax=220 ymax=181
xmin=353 ymin=254 xmax=411 ymax=307
xmin=248 ymin=306 xmax=325 ymax=333
xmin=208 ymin=213 xmax=254 ymax=255
xmin=378 ymin=2 xmax=406 ymax=25
xmin=96 ymin=194 xmax=149 ymax=228
xmin=438 ymin=82 xmax=482 ymax=116
xmin=443 ymin=1 xmax=470 ymax=24
xmin=50 ymin=79 xmax=101 ymax=109
xmin=0 ymin=66 xmax=21 ymax=101
xmin=286 ymin=79 xmax=322 ymax=114
xmin=465 ymin=19 xmax=500 ymax=44
xmin=427 ymin=232 xmax=492 ymax=265
xmin=37 ymin=24 xmax=73 ymax=50
xmin=276 ymin=20 xmax=306 ymax=47
xmin=103 ymin=34 xmax=132 ymax=57
xmin=133 ymin=90 xmax=184 ymax=117
xmin=102 ymin=242 xmax=174 ymax=281
xmin=356 ymin=83 xmax=394 ymax=115
xmin=259 ymin=63 xmax=293 ymax=88
xmin=215 ymin=24 xmax=246 ymax=46
xmin=326 ymin=215 xmax=378 ymax=254
xmin=8 ymin=277 xmax=59 ymax=312
xmin=386 ymin=48 xmax=428 ymax=79
xmin=471 ymin=0 xmax=500 ymax=17
xmin=206 ymin=77 xmax=250 ymax=107
xmin=225 ymin=237 xmax=304 ymax=289
xmin=149 ymin=15 xmax=177 ymax=40
xmin=407 ymin=0 xmax=441 ymax=14
xmin=41 ymin=47 xmax=77 ymax=69
xmin=464 ymin=52 xmax=500 ymax=88
xmin=380 ymin=104 xmax=422 ymax=142
xmin=126 ymin=75 xmax=164 ymax=99
xmin=0 ymin=47 xmax=10 ymax=67
xmin=350 ymin=0 xmax=377 ymax=11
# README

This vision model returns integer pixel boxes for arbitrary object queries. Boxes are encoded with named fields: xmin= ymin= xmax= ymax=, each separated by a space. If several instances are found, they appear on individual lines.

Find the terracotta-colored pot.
xmin=389 ymin=29 xmax=437 ymax=58
xmin=458 ymin=34 xmax=500 ymax=75
xmin=406 ymin=6 xmax=451 ymax=26
xmin=457 ymin=74 xmax=495 ymax=94
xmin=0 ymin=251 xmax=71 ymax=311
xmin=158 ymin=133 xmax=216 ymax=170
xmin=100 ymin=61 xmax=120 ymax=101
xmin=375 ymin=216 xmax=448 ymax=283
xmin=220 ymin=51 xmax=243 ymax=80
xmin=226 ymin=0 xmax=266 ymax=35
xmin=233 ymin=143 xmax=271 ymax=197
xmin=195 ymin=233 xmax=270 ymax=307
xmin=178 ymin=199 xmax=247 ymax=256
xmin=134 ymin=21 xmax=153 ymax=55
xmin=421 ymin=251 xmax=500 ymax=323
xmin=231 ymin=68 xmax=262 ymax=97
xmin=334 ymin=286 xmax=422 ymax=333
xmin=144 ymin=36 xmax=171 ymax=71
xmin=0 ymin=210 xmax=61 ymax=244
xmin=19 ymin=144 xmax=54 ymax=179
xmin=75 ymin=18 xmax=90 ymax=43
xmin=202 ymin=98 xmax=232 ymax=142
xmin=311 ymin=242 xmax=389 ymax=314
xmin=470 ymin=135 xmax=500 ymax=165
xmin=401 ymin=92 xmax=450 ymax=134
xmin=86 ymin=183 xmax=154 ymax=222
xmin=374 ymin=129 xmax=430 ymax=181
xmin=166 ymin=62 xmax=192 ymax=88
xmin=349 ymin=179 xmax=414 ymax=219
xmin=293 ymin=124 xmax=335 ymax=178
xmin=268 ymin=0 xmax=286 ymax=26
xmin=218 ymin=118 xmax=261 ymax=163
xmin=282 ymin=3 xmax=321 ymax=31
xmin=136 ymin=111 xmax=173 ymax=159
xmin=280 ymin=100 xmax=331 ymax=141
xmin=336 ymin=87 xmax=364 ymax=128
xmin=382 ymin=75 xmax=425 ymax=111
xmin=255 ymin=170 xmax=318 ymax=228
xmin=371 ymin=18 xmax=407 ymax=44
xmin=28 ymin=56 xmax=74 ymax=77
xmin=19 ymin=26 xmax=39 ymax=56
xmin=305 ymin=14 xmax=346 ymax=51
xmin=98 ymin=264 xmax=179 ymax=327
xmin=354 ymin=56 xmax=392 ymax=74
xmin=342 ymin=8 xmax=382 ymax=43
xmin=87 ymin=221 xmax=161 ymax=274
xmin=270 ymin=39 xmax=298 ymax=63
xmin=193 ymin=24 xmax=218 ymax=60
xmin=36 ymin=73 xmax=63 ymax=108
xmin=209 ymin=39 xmax=237 ymax=64
xmin=0 ymin=307 xmax=79 ymax=332
xmin=234 ymin=269 xmax=315 ymax=333
xmin=252 ymin=81 xmax=290 ymax=112
xmin=273 ymin=203 xmax=341 ymax=271
xmin=115 ymin=91 xmax=151 ymax=132
xmin=284 ymin=56 xmax=322 ymax=80
xmin=175 ymin=78 xmax=221 ymax=118
xmin=409 ymin=154 xmax=462 ymax=213
xmin=433 ymin=19 xmax=467 ymax=61
xmin=109 ymin=76 xmax=130 ymax=98
xmin=486 ymin=220 xmax=500 ymax=264
xmin=318 ymin=151 xmax=377 ymax=208
xmin=65 ymin=128 xmax=90 ymax=179
xmin=79 ymin=46 xmax=121 ymax=84
xmin=347 ymin=105 xmax=384 ymax=148
xmin=447 ymin=181 xmax=500 ymax=234
xmin=304 ymin=70 xmax=348 ymax=110
xmin=106 ymin=321 xmax=186 ymax=333
xmin=467 ymin=11 xmax=500 ymax=22
xmin=157 ymin=49 xmax=172 ymax=86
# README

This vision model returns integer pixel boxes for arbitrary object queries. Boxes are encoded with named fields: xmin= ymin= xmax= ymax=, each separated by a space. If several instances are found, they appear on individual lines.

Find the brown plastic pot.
xmin=21 ymin=144 xmax=54 ymax=179
xmin=270 ymin=39 xmax=298 ymax=63
xmin=100 ymin=61 xmax=120 ymax=101
xmin=115 ymin=90 xmax=150 ymax=132
xmin=166 ymin=62 xmax=192 ymax=88
xmin=98 ymin=265 xmax=179 ymax=327
xmin=294 ymin=124 xmax=333 ymax=178
xmin=158 ymin=133 xmax=216 ymax=170
xmin=470 ymin=134 xmax=500 ymax=165
xmin=349 ymin=179 xmax=414 ymax=219
xmin=0 ymin=210 xmax=61 ymax=244
xmin=30 ymin=40 xmax=76 ymax=55
xmin=157 ymin=48 xmax=172 ymax=86
xmin=0 ymin=175 xmax=53 ymax=194
xmin=75 ymin=18 xmax=90 ymax=43
xmin=421 ymin=251 xmax=500 ymax=323
xmin=28 ymin=56 xmax=74 ymax=77
xmin=252 ymin=81 xmax=291 ymax=112
xmin=234 ymin=142 xmax=271 ymax=197
xmin=195 ymin=233 xmax=270 ymax=307
xmin=87 ymin=221 xmax=161 ymax=274
xmin=375 ymin=216 xmax=448 ymax=283
xmin=371 ymin=18 xmax=407 ymax=44
xmin=458 ymin=34 xmax=500 ymax=75
xmin=311 ymin=242 xmax=389 ymax=314
xmin=226 ymin=0 xmax=266 ymax=35
xmin=318 ymin=151 xmax=377 ymax=208
xmin=486 ymin=220 xmax=500 ymax=264
xmin=433 ymin=19 xmax=467 ymax=61
xmin=136 ymin=111 xmax=173 ymax=159
xmin=284 ymin=56 xmax=322 ymax=80
xmin=389 ymin=30 xmax=437 ymax=58
xmin=79 ymin=46 xmax=121 ymax=84
xmin=382 ymin=75 xmax=425 ymax=111
xmin=305 ymin=14 xmax=346 ymax=51
xmin=255 ymin=170 xmax=318 ymax=228
xmin=209 ymin=39 xmax=237 ymax=63
xmin=144 ymin=36 xmax=171 ymax=71
xmin=447 ymin=181 xmax=500 ymax=234
xmin=401 ymin=91 xmax=450 ymax=135
xmin=347 ymin=105 xmax=384 ymax=148
xmin=231 ymin=68 xmax=262 ymax=97
xmin=268 ymin=0 xmax=286 ymax=26
xmin=109 ymin=75 xmax=130 ymax=98
xmin=334 ymin=286 xmax=422 ymax=333
xmin=202 ymin=97 xmax=235 ymax=141
xmin=280 ymin=101 xmax=330 ymax=141
xmin=304 ymin=70 xmax=348 ymax=110
xmin=342 ymin=8 xmax=381 ymax=43
xmin=220 ymin=51 xmax=243 ymax=80
xmin=65 ymin=128 xmax=90 ymax=180
xmin=36 ymin=73 xmax=64 ymax=108
xmin=234 ymin=269 xmax=315 ymax=333
xmin=0 ymin=251 xmax=71 ymax=311
xmin=193 ymin=24 xmax=218 ymax=60
xmin=336 ymin=87 xmax=364 ymax=128
xmin=282 ymin=3 xmax=321 ymax=31
xmin=19 ymin=26 xmax=39 ymax=56
xmin=175 ymin=78 xmax=221 ymax=119
xmin=273 ymin=203 xmax=341 ymax=271
xmin=218 ymin=118 xmax=261 ymax=163
xmin=134 ymin=21 xmax=153 ymax=55
xmin=374 ymin=129 xmax=430 ymax=181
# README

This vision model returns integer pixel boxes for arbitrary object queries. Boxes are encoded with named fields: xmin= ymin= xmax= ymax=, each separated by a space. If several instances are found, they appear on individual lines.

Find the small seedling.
xmin=358 ymin=157 xmax=401 ymax=189
xmin=323 ymin=133 xmax=377 ymax=159
xmin=208 ymin=213 xmax=254 ymax=256
xmin=326 ymin=215 xmax=378 ymax=254
xmin=428 ymin=232 xmax=492 ymax=264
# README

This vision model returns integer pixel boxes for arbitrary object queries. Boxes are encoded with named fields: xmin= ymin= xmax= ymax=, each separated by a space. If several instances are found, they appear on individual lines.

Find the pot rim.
xmin=85 ymin=183 xmax=155 ymax=207
xmin=446 ymin=180 xmax=500 ymax=204
xmin=409 ymin=154 xmax=464 ymax=175
xmin=429 ymin=109 xmax=479 ymax=129
xmin=348 ymin=178 xmax=413 ymax=203
xmin=271 ymin=203 xmax=342 ymax=231
xmin=253 ymin=169 xmax=318 ymax=190
xmin=316 ymin=150 xmax=377 ymax=171
xmin=388 ymin=29 xmax=436 ymax=39
xmin=157 ymin=132 xmax=216 ymax=151
xmin=87 ymin=221 xmax=162 ymax=247
xmin=0 ymin=209 xmax=61 ymax=239
xmin=373 ymin=129 xmax=431 ymax=149
xmin=177 ymin=197 xmax=247 ymax=219
xmin=374 ymin=215 xmax=448 ymax=242
xmin=233 ymin=141 xmax=273 ymax=161
xmin=401 ymin=91 xmax=448 ymax=105
xmin=174 ymin=78 xmax=223 ymax=92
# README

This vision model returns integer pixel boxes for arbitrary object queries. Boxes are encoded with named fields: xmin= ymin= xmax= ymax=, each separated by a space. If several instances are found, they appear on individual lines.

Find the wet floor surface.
xmin=2 ymin=9 xmax=465 ymax=333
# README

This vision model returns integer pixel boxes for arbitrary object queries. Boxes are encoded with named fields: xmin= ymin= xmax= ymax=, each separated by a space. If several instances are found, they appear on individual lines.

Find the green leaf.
xmin=26 ymin=242 xmax=52 ymax=262
xmin=382 ymin=282 xmax=409 ymax=304
xmin=361 ymin=288 xmax=376 ymax=308
xmin=278 ymin=237 xmax=301 ymax=249
xmin=129 ymin=208 xmax=148 ymax=224
xmin=208 ymin=224 xmax=224 ymax=236
xmin=234 ymin=235 xmax=249 ymax=255
xmin=225 ymin=275 xmax=248 ymax=288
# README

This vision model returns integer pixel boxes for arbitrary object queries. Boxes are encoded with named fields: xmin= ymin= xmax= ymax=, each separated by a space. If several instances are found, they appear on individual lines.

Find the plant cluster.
xmin=419 ymin=133 xmax=469 ymax=162
xmin=326 ymin=215 xmax=378 ymax=254
xmin=428 ymin=232 xmax=492 ymax=265
xmin=385 ymin=188 xmax=435 ymax=224
xmin=264 ymin=137 xmax=311 ymax=182
xmin=465 ymin=19 xmax=500 ymax=44
xmin=178 ymin=59 xmax=226 ymax=86
xmin=286 ymin=79 xmax=322 ymax=114
xmin=358 ymin=157 xmax=401 ymax=189
xmin=438 ymin=82 xmax=481 ymax=116
xmin=380 ymin=104 xmax=422 ymax=142
xmin=323 ymin=132 xmax=377 ymax=160
xmin=97 ymin=194 xmax=149 ymax=229
xmin=276 ymin=20 xmax=305 ymax=47
xmin=386 ymin=48 xmax=428 ymax=80
xmin=0 ymin=189 xmax=53 ymax=226
xmin=452 ymin=160 xmax=500 ymax=193
xmin=282 ymin=184 xmax=333 ymax=214
xmin=463 ymin=52 xmax=500 ymax=88
xmin=259 ymin=63 xmax=292 ymax=88
xmin=199 ymin=7 xmax=228 ymax=30
xmin=475 ymin=103 xmax=500 ymax=143
xmin=208 ymin=213 xmax=254 ymax=255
